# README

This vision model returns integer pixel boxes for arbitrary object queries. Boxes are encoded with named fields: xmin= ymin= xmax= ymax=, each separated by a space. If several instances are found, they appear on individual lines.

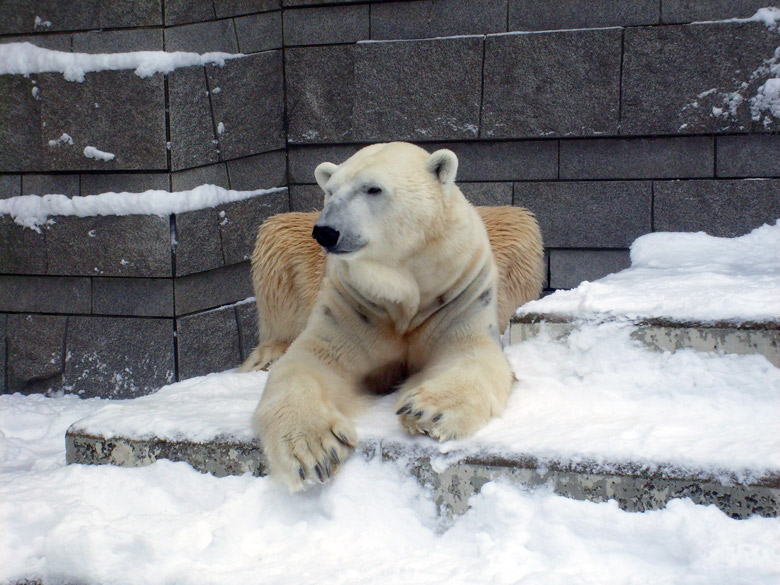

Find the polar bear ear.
xmin=314 ymin=162 xmax=339 ymax=191
xmin=427 ymin=149 xmax=458 ymax=185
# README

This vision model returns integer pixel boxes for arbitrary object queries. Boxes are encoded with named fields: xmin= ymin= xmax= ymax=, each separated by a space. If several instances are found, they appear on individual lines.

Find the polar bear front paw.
xmin=394 ymin=386 xmax=486 ymax=441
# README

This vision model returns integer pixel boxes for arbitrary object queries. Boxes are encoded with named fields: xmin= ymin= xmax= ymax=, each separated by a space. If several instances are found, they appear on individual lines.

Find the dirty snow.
xmin=519 ymin=220 xmax=780 ymax=323
xmin=0 ymin=42 xmax=243 ymax=82
xmin=0 ymin=185 xmax=288 ymax=231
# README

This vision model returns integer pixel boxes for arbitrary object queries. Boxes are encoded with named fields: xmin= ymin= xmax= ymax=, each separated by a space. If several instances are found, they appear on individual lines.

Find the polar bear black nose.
xmin=312 ymin=225 xmax=340 ymax=249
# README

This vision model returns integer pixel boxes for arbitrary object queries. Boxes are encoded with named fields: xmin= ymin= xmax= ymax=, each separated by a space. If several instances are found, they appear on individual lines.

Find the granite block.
xmin=560 ymin=136 xmax=715 ymax=180
xmin=99 ymin=0 xmax=163 ymax=28
xmin=174 ymin=208 xmax=224 ymax=276
xmin=284 ymin=5 xmax=369 ymax=46
xmin=290 ymin=184 xmax=324 ymax=211
xmin=288 ymin=145 xmax=361 ymax=183
xmin=46 ymin=215 xmax=172 ymax=277
xmin=372 ymin=0 xmax=507 ymax=40
xmin=6 ymin=314 xmax=67 ymax=394
xmin=459 ymin=183 xmax=513 ymax=206
xmin=654 ymin=179 xmax=780 ymax=237
xmin=235 ymin=11 xmax=283 ymax=53
xmin=214 ymin=0 xmax=280 ymax=18
xmin=0 ymin=215 xmax=48 ymax=274
xmin=716 ymin=135 xmax=780 ymax=178
xmin=226 ymin=151 xmax=288 ymax=190
xmin=207 ymin=51 xmax=286 ymax=160
xmin=0 ymin=275 xmax=90 ymax=314
xmin=165 ymin=19 xmax=239 ymax=54
xmin=352 ymin=37 xmax=484 ymax=142
xmin=0 ymin=175 xmax=21 ymax=199
xmin=174 ymin=262 xmax=253 ymax=316
xmin=0 ymin=315 xmax=5 ymax=394
xmin=80 ymin=173 xmax=170 ymax=196
xmin=168 ymin=65 xmax=220 ymax=171
xmin=92 ymin=277 xmax=174 ymax=317
xmin=1 ymin=33 xmax=73 ymax=51
xmin=164 ymin=0 xmax=214 ymax=26
xmin=63 ymin=316 xmax=175 ymax=398
xmin=622 ymin=21 xmax=780 ymax=135
xmin=513 ymin=181 xmax=652 ymax=247
xmin=661 ymin=0 xmax=770 ymax=24
xmin=549 ymin=249 xmax=631 ymax=289
xmin=72 ymin=28 xmax=163 ymax=53
xmin=0 ymin=75 xmax=43 ymax=172
xmin=285 ymin=45 xmax=356 ymax=143
xmin=22 ymin=174 xmax=80 ymax=196
xmin=38 ymin=70 xmax=167 ymax=171
xmin=218 ymin=190 xmax=289 ymax=266
xmin=0 ymin=0 xmax=99 ymax=34
xmin=508 ymin=0 xmax=659 ymax=31
xmin=176 ymin=307 xmax=241 ymax=380
xmin=171 ymin=163 xmax=230 ymax=192
xmin=438 ymin=140 xmax=558 ymax=181
xmin=235 ymin=301 xmax=259 ymax=362
xmin=483 ymin=28 xmax=622 ymax=139
xmin=283 ymin=0 xmax=364 ymax=5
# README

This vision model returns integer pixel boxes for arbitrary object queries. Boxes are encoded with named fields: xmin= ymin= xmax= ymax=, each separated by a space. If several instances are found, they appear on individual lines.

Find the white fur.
xmin=253 ymin=142 xmax=514 ymax=490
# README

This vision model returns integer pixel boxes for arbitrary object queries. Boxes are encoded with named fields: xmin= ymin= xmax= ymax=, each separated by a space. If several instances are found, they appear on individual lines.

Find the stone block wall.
xmin=2 ymin=0 xmax=779 ymax=396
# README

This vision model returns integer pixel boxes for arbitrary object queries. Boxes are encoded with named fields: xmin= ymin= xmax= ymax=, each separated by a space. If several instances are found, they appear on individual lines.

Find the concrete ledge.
xmin=65 ymin=428 xmax=780 ymax=519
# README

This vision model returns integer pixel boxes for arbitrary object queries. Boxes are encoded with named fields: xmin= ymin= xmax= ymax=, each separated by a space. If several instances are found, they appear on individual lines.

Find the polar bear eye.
xmin=366 ymin=186 xmax=382 ymax=195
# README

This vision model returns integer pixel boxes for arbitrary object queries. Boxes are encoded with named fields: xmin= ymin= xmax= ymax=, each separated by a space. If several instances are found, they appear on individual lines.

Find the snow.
xmin=82 ymin=145 xmax=115 ymax=161
xmin=0 ymin=42 xmax=243 ymax=82
xmin=0 ymin=184 xmax=288 ymax=231
xmin=3 ymin=326 xmax=780 ymax=584
xmin=518 ymin=220 xmax=780 ymax=323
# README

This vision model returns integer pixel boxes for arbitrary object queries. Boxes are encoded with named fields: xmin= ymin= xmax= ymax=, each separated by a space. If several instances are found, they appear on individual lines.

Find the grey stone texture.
xmin=284 ymin=5 xmax=369 ymax=46
xmin=235 ymin=11 xmax=283 ymax=53
xmin=164 ymin=0 xmax=215 ymax=26
xmin=0 ymin=0 xmax=162 ymax=34
xmin=459 ymin=183 xmax=513 ymax=207
xmin=164 ymin=19 xmax=239 ymax=54
xmin=482 ymin=28 xmax=623 ymax=139
xmin=661 ymin=0 xmax=771 ymax=23
xmin=80 ymin=173 xmax=170 ymax=196
xmin=0 ymin=75 xmax=44 ymax=172
xmin=6 ymin=314 xmax=67 ymax=394
xmin=46 ymin=215 xmax=172 ymax=277
xmin=63 ymin=316 xmax=175 ymax=398
xmin=0 ymin=215 xmax=48 ymax=275
xmin=72 ymin=28 xmax=163 ymax=53
xmin=508 ymin=0 xmax=659 ymax=31
xmin=22 ymin=174 xmax=80 ymax=197
xmin=174 ymin=262 xmax=253 ymax=315
xmin=235 ymin=301 xmax=260 ymax=361
xmin=168 ymin=65 xmax=221 ymax=171
xmin=38 ymin=70 xmax=167 ymax=171
xmin=215 ymin=0 xmax=280 ymax=19
xmin=174 ymin=208 xmax=225 ymax=276
xmin=549 ymin=249 xmax=631 ymax=289
xmin=176 ymin=305 xmax=242 ymax=379
xmin=290 ymin=184 xmax=324 ymax=211
xmin=227 ymin=150 xmax=288 ymax=190
xmin=442 ymin=140 xmax=559 ymax=182
xmin=171 ymin=163 xmax=230 ymax=193
xmin=622 ymin=21 xmax=780 ymax=135
xmin=92 ymin=278 xmax=174 ymax=317
xmin=0 ymin=315 xmax=5 ymax=393
xmin=288 ymin=145 xmax=361 ymax=183
xmin=653 ymin=179 xmax=780 ymax=237
xmin=372 ymin=0 xmax=507 ymax=40
xmin=0 ymin=175 xmax=21 ymax=199
xmin=1 ymin=33 xmax=73 ymax=51
xmin=560 ymin=137 xmax=715 ymax=180
xmin=514 ymin=181 xmax=652 ymax=247
xmin=0 ymin=276 xmax=91 ymax=314
xmin=716 ymin=135 xmax=780 ymax=178
xmin=207 ymin=51 xmax=286 ymax=160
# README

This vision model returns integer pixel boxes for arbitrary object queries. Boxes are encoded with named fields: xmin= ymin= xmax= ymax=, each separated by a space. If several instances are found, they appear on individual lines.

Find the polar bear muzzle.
xmin=312 ymin=224 xmax=340 ymax=250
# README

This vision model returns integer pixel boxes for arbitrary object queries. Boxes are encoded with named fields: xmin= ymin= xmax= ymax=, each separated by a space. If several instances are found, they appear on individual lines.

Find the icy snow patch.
xmin=83 ymin=145 xmax=115 ymax=161
xmin=0 ymin=42 xmax=243 ymax=82
xmin=0 ymin=184 xmax=287 ymax=231
xmin=519 ymin=220 xmax=780 ymax=323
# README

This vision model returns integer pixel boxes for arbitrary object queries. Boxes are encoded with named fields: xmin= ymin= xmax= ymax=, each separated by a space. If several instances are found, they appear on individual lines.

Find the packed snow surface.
xmin=0 ymin=185 xmax=288 ymax=231
xmin=3 ymin=322 xmax=780 ymax=584
xmin=82 ymin=145 xmax=115 ymax=161
xmin=0 ymin=42 xmax=242 ymax=82
xmin=519 ymin=220 xmax=780 ymax=323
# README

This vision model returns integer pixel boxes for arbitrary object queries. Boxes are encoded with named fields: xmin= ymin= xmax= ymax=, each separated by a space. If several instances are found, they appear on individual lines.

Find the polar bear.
xmin=252 ymin=142 xmax=542 ymax=490
xmin=240 ymin=206 xmax=544 ymax=372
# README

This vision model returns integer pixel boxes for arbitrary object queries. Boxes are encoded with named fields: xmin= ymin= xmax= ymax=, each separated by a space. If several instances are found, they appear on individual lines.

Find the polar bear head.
xmin=312 ymin=142 xmax=460 ymax=261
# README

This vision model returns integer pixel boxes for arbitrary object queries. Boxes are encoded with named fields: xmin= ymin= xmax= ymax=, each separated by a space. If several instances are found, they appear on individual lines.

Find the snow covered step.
xmin=65 ymin=322 xmax=780 ymax=520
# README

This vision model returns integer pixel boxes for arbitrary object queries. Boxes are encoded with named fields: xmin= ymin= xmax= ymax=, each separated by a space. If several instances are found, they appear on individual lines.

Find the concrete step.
xmin=64 ymin=370 xmax=780 ymax=520
xmin=510 ymin=314 xmax=780 ymax=367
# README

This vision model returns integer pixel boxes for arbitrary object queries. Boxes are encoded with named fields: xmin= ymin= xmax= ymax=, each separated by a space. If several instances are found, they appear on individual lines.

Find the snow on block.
xmin=65 ymin=323 xmax=780 ymax=519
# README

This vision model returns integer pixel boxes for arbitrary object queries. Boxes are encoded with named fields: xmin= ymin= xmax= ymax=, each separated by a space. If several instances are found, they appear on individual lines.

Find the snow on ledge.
xmin=0 ymin=42 xmax=243 ymax=82
xmin=0 ymin=184 xmax=288 ymax=231
xmin=518 ymin=220 xmax=780 ymax=324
